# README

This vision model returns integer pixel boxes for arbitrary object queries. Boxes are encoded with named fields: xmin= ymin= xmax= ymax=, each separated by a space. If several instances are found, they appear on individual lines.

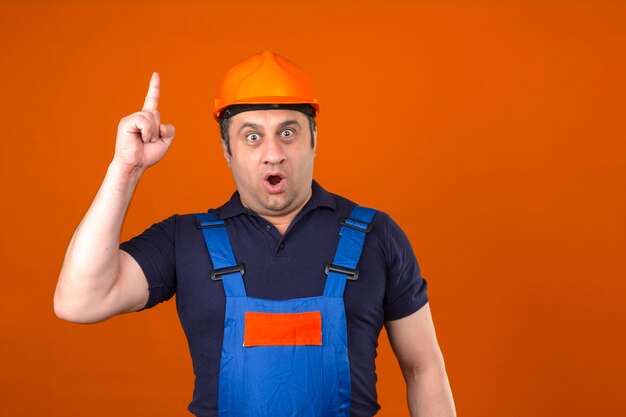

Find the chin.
xmin=262 ymin=200 xmax=291 ymax=213
xmin=262 ymin=192 xmax=298 ymax=212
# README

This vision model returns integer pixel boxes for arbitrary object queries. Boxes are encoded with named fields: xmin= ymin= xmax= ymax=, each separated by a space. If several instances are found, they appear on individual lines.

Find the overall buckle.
xmin=195 ymin=218 xmax=229 ymax=229
xmin=340 ymin=216 xmax=372 ymax=233
xmin=325 ymin=262 xmax=359 ymax=281
xmin=211 ymin=263 xmax=245 ymax=281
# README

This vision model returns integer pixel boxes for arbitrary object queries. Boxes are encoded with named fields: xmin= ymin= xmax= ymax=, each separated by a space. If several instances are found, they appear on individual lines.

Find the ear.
xmin=221 ymin=140 xmax=231 ymax=168
xmin=313 ymin=128 xmax=318 ymax=157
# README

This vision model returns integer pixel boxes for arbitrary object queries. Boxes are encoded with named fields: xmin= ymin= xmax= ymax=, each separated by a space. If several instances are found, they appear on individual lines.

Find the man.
xmin=55 ymin=51 xmax=455 ymax=417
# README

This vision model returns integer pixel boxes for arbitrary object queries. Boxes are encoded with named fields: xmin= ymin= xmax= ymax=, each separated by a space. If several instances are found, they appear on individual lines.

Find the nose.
xmin=262 ymin=137 xmax=286 ymax=165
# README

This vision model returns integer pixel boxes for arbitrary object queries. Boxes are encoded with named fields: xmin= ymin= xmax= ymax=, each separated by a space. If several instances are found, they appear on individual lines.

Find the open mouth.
xmin=264 ymin=173 xmax=285 ymax=192
xmin=267 ymin=175 xmax=282 ymax=186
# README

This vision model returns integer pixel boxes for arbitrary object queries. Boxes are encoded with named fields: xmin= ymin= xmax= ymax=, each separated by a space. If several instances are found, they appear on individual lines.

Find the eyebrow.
xmin=238 ymin=122 xmax=262 ymax=134
xmin=237 ymin=119 xmax=302 ymax=134
xmin=277 ymin=120 xmax=301 ymax=129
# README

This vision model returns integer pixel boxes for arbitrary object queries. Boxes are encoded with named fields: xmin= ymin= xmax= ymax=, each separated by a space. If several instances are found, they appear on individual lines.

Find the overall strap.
xmin=324 ymin=206 xmax=378 ymax=297
xmin=195 ymin=213 xmax=247 ymax=297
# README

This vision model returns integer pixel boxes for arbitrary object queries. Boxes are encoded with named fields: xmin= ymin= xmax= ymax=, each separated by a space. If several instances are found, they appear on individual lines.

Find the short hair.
xmin=220 ymin=114 xmax=317 ymax=155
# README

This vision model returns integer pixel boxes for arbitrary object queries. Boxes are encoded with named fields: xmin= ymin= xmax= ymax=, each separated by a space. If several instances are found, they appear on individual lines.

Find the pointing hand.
xmin=113 ymin=72 xmax=176 ymax=175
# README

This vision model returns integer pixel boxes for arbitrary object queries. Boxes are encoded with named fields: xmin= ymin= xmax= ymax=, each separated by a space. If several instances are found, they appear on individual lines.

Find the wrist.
xmin=108 ymin=159 xmax=145 ymax=185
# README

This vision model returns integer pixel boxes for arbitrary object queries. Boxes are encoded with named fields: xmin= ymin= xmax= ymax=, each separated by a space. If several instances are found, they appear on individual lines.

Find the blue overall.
xmin=195 ymin=206 xmax=377 ymax=417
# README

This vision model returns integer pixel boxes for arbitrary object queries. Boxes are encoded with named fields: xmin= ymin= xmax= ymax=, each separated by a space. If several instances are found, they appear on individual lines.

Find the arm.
xmin=385 ymin=303 xmax=456 ymax=417
xmin=54 ymin=73 xmax=176 ymax=324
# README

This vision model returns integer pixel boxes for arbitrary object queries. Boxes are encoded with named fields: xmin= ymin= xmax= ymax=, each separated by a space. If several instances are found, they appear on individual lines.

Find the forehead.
xmin=228 ymin=109 xmax=308 ymax=131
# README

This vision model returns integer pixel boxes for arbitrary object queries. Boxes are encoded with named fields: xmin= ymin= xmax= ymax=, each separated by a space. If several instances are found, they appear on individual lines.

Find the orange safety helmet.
xmin=214 ymin=50 xmax=320 ymax=121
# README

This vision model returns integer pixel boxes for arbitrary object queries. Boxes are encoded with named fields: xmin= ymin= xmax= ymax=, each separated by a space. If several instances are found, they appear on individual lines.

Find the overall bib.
xmin=195 ymin=206 xmax=377 ymax=417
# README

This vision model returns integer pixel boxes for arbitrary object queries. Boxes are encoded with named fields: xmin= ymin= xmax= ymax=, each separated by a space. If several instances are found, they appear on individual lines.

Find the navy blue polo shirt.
xmin=120 ymin=180 xmax=428 ymax=417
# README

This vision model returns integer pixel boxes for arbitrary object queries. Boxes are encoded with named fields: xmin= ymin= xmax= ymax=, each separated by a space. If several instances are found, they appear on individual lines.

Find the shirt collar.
xmin=214 ymin=180 xmax=337 ymax=220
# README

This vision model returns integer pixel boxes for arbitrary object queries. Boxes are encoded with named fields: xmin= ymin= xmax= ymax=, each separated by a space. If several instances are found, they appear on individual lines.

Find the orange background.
xmin=1 ymin=1 xmax=625 ymax=416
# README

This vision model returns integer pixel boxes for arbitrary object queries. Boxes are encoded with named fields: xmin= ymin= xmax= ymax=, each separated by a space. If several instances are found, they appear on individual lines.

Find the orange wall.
xmin=1 ymin=1 xmax=625 ymax=416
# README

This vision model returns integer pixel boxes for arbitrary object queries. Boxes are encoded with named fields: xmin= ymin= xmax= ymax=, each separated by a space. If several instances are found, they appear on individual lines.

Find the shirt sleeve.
xmin=120 ymin=215 xmax=178 ymax=310
xmin=381 ymin=213 xmax=429 ymax=321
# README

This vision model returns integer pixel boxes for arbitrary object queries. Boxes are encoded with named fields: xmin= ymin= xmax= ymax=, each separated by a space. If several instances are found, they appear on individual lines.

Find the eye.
xmin=246 ymin=133 xmax=260 ymax=142
xmin=280 ymin=129 xmax=294 ymax=138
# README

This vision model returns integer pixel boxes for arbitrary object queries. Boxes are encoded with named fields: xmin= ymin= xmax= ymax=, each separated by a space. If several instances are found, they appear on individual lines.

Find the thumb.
xmin=160 ymin=123 xmax=176 ymax=147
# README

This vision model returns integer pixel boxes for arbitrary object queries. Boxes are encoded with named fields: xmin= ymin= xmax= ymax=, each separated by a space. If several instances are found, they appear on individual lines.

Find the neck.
xmin=260 ymin=189 xmax=312 ymax=236
xmin=263 ymin=214 xmax=295 ymax=236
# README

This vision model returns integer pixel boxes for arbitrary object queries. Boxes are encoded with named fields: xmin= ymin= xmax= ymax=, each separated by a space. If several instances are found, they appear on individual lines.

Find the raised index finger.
xmin=142 ymin=72 xmax=160 ymax=111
